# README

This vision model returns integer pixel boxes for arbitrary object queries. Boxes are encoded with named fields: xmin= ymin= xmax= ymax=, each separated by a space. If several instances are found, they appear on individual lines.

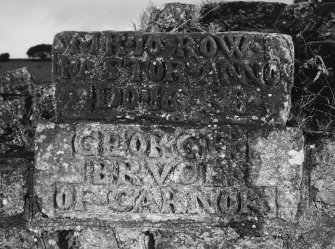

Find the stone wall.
xmin=0 ymin=1 xmax=335 ymax=248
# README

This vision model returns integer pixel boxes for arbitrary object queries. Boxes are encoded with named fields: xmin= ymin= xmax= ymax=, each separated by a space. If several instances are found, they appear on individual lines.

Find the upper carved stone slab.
xmin=52 ymin=31 xmax=294 ymax=125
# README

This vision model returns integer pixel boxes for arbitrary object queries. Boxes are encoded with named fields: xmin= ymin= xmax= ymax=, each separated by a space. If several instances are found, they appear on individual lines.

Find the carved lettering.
xmin=103 ymin=130 xmax=125 ymax=157
xmin=200 ymin=36 xmax=217 ymax=57
xmin=55 ymin=185 xmax=74 ymax=210
xmin=264 ymin=62 xmax=280 ymax=86
xmin=148 ymin=132 xmax=168 ymax=158
xmin=104 ymin=58 xmax=122 ymax=80
xmin=176 ymin=35 xmax=196 ymax=57
xmin=215 ymin=35 xmax=249 ymax=59
xmin=124 ymin=58 xmax=142 ymax=81
xmin=129 ymin=131 xmax=147 ymax=155
xmin=105 ymin=33 xmax=126 ymax=56
xmin=118 ymin=160 xmax=141 ymax=185
xmin=148 ymin=59 xmax=164 ymax=81
xmin=147 ymin=162 xmax=174 ymax=185
xmin=69 ymin=33 xmax=99 ymax=54
xmin=75 ymin=130 xmax=99 ymax=156
xmin=123 ymin=86 xmax=139 ymax=109
xmin=108 ymin=188 xmax=140 ymax=212
xmin=145 ymin=36 xmax=163 ymax=56
xmin=164 ymin=60 xmax=186 ymax=82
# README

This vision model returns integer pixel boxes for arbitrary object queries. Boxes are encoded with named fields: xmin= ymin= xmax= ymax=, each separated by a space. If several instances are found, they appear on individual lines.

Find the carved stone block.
xmin=35 ymin=123 xmax=303 ymax=224
xmin=53 ymin=32 xmax=294 ymax=126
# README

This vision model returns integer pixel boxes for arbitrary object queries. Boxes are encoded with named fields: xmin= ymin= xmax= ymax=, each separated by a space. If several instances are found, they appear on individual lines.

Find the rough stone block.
xmin=0 ymin=227 xmax=80 ymax=249
xmin=0 ymin=152 xmax=33 ymax=221
xmin=53 ymin=31 xmax=294 ymax=126
xmin=0 ymin=67 xmax=34 ymax=95
xmin=33 ymin=81 xmax=55 ymax=122
xmin=0 ymin=227 xmax=36 ymax=248
xmin=249 ymin=127 xmax=305 ymax=221
xmin=35 ymin=123 xmax=304 ymax=225
xmin=0 ymin=67 xmax=35 ymax=154
xmin=311 ymin=139 xmax=335 ymax=215
xmin=199 ymin=2 xmax=287 ymax=32
xmin=0 ymin=165 xmax=27 ymax=218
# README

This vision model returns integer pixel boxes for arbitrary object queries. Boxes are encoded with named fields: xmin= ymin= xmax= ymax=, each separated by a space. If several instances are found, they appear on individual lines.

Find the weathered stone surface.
xmin=199 ymin=2 xmax=287 ymax=32
xmin=53 ymin=31 xmax=294 ymax=126
xmin=0 ymin=67 xmax=35 ymax=154
xmin=25 ymin=221 xmax=286 ymax=249
xmin=35 ymin=123 xmax=303 ymax=225
xmin=249 ymin=128 xmax=305 ymax=221
xmin=311 ymin=139 xmax=335 ymax=215
xmin=0 ymin=227 xmax=80 ymax=249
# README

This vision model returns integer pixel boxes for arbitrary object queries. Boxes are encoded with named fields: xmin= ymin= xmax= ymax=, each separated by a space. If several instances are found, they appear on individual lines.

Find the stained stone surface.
xmin=0 ymin=67 xmax=35 ymax=154
xmin=249 ymin=127 xmax=304 ymax=221
xmin=53 ymin=31 xmax=294 ymax=126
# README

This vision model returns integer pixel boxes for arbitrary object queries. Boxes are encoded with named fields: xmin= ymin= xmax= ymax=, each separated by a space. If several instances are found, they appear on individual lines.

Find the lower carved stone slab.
xmin=35 ymin=123 xmax=304 ymax=224
xmin=26 ymin=219 xmax=286 ymax=249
